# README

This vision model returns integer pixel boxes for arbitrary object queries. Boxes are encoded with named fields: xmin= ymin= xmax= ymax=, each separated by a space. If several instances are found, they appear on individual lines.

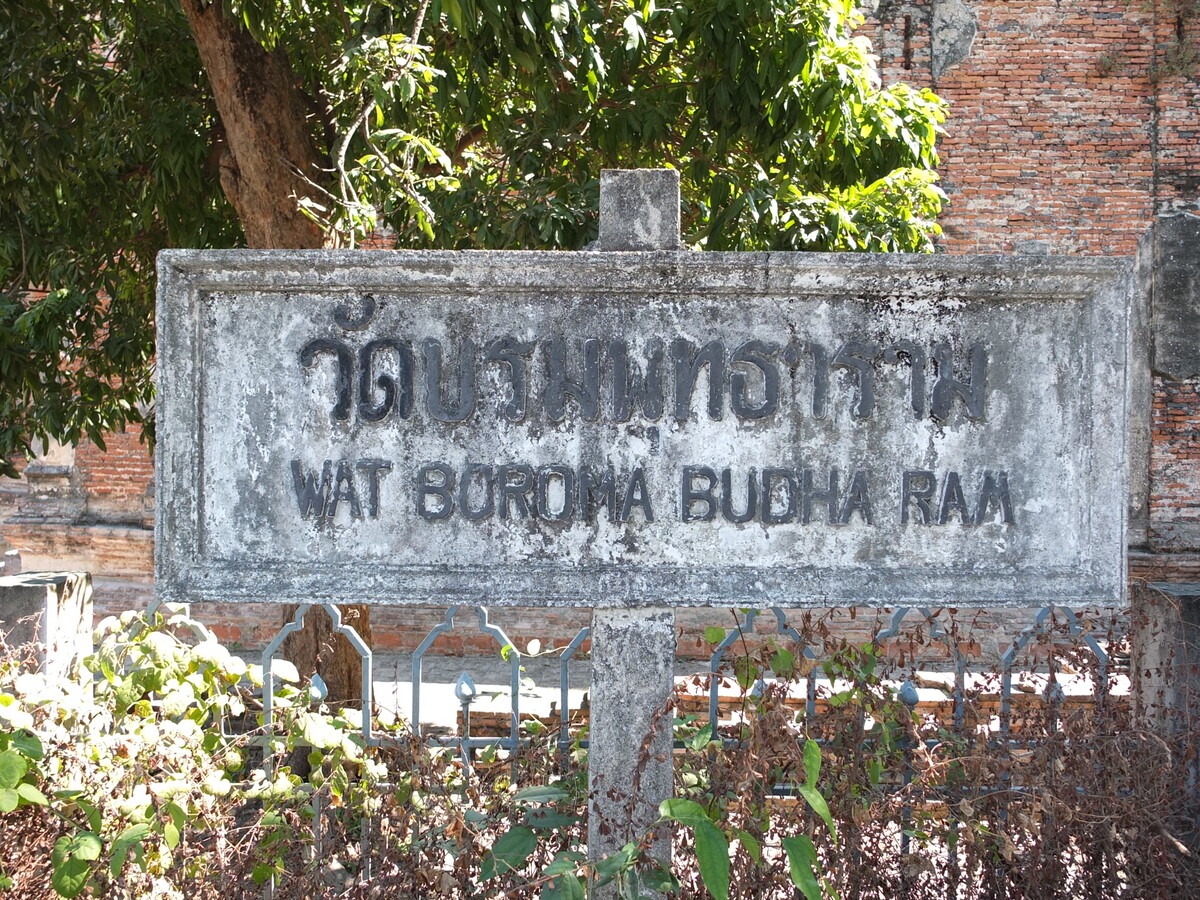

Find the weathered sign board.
xmin=156 ymin=248 xmax=1130 ymax=609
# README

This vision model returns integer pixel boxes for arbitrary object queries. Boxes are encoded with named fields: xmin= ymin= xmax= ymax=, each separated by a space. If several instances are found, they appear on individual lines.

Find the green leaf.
xmin=734 ymin=657 xmax=760 ymax=691
xmin=160 ymin=683 xmax=196 ymax=718
xmin=804 ymin=739 xmax=821 ymax=786
xmin=798 ymin=784 xmax=837 ymax=842
xmin=782 ymin=835 xmax=821 ymax=900
xmin=772 ymin=647 xmax=796 ymax=677
xmin=512 ymin=49 xmax=538 ymax=73
xmin=165 ymin=800 xmax=187 ymax=833
xmin=164 ymin=821 xmax=181 ymax=849
xmin=639 ymin=862 xmax=682 ymax=895
xmin=113 ymin=677 xmax=143 ymax=716
xmin=0 ymin=749 xmax=27 ymax=790
xmin=688 ymin=722 xmax=716 ymax=751
xmin=51 ymin=855 xmax=91 ymax=898
xmin=525 ymin=809 xmax=578 ymax=830
xmin=16 ymin=783 xmax=48 ymax=805
xmin=549 ymin=1 xmax=570 ymax=28
xmin=11 ymin=731 xmax=43 ymax=760
xmin=693 ymin=819 xmax=730 ymax=900
xmin=82 ymin=801 xmax=101 ymax=835
xmin=703 ymin=626 xmax=726 ymax=644
xmin=298 ymin=712 xmax=345 ymax=750
xmin=71 ymin=832 xmax=103 ymax=862
xmin=481 ymin=826 xmax=537 ymax=879
xmin=735 ymin=828 xmax=761 ymax=863
xmin=0 ymin=788 xmax=18 ymax=812
xmin=592 ymin=843 xmax=638 ymax=886
xmin=514 ymin=784 xmax=569 ymax=804
xmin=543 ymin=850 xmax=585 ymax=876
xmin=329 ymin=763 xmax=350 ymax=799
xmin=659 ymin=797 xmax=710 ymax=828
xmin=109 ymin=842 xmax=132 ymax=877
xmin=111 ymin=823 xmax=152 ymax=877
xmin=622 ymin=14 xmax=643 ymax=51
xmin=868 ymin=756 xmax=883 ymax=785
xmin=0 ymin=702 xmax=34 ymax=731
xmin=540 ymin=873 xmax=585 ymax=900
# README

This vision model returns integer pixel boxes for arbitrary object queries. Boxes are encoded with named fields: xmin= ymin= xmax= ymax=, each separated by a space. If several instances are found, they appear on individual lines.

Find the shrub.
xmin=1 ymin=607 xmax=1197 ymax=898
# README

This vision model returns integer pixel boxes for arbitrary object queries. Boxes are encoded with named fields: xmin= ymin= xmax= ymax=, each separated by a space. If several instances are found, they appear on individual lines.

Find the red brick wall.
xmin=1155 ymin=8 xmax=1200 ymax=210
xmin=18 ymin=1 xmax=1200 ymax=656
xmin=864 ymin=0 xmax=1197 ymax=256
xmin=138 ymin=601 xmax=1062 ymax=663
xmin=1150 ymin=378 xmax=1200 ymax=548
xmin=75 ymin=427 xmax=154 ymax=525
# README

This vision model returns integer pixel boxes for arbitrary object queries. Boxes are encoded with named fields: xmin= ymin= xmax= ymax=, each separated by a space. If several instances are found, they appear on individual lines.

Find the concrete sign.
xmin=156 ymin=250 xmax=1130 ymax=608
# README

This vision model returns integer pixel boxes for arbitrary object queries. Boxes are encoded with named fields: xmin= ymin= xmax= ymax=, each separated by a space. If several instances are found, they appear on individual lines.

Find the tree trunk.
xmin=181 ymin=0 xmax=370 ymax=707
xmin=278 ymin=604 xmax=375 ymax=708
xmin=180 ymin=0 xmax=328 ymax=249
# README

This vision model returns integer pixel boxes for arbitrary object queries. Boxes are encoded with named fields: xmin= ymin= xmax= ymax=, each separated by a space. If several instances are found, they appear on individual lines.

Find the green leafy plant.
xmin=0 ymin=727 xmax=47 ymax=813
xmin=659 ymin=736 xmax=839 ymax=900
xmin=0 ymin=721 xmax=49 ymax=890
xmin=2 ymin=605 xmax=1197 ymax=897
xmin=0 ymin=609 xmax=299 ymax=896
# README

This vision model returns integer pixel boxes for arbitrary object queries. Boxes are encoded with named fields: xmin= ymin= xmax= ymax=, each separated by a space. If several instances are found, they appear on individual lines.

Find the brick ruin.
xmin=2 ymin=1 xmax=1198 ymax=659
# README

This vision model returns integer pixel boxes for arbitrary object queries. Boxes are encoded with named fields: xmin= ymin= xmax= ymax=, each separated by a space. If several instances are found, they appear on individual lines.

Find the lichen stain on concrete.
xmin=932 ymin=0 xmax=979 ymax=78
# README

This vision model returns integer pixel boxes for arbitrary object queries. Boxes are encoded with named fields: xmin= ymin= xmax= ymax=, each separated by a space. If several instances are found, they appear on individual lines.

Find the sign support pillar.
xmin=587 ymin=169 xmax=681 ymax=881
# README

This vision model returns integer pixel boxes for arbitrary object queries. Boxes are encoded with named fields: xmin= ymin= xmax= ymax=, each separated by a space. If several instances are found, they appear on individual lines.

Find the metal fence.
xmin=254 ymin=602 xmax=1126 ymax=770
xmin=211 ymin=601 xmax=1200 ymax=898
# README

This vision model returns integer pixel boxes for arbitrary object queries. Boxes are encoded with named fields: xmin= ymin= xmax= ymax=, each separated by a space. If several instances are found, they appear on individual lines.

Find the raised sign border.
xmin=156 ymin=249 xmax=1131 ymax=609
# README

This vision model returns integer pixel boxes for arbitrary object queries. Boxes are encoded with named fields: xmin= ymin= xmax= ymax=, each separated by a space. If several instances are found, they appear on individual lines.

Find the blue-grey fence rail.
xmin=250 ymin=602 xmax=1123 ymax=770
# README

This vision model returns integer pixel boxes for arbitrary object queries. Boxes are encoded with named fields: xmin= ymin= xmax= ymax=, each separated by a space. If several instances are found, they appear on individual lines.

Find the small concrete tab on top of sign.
xmin=155 ymin=249 xmax=1130 ymax=609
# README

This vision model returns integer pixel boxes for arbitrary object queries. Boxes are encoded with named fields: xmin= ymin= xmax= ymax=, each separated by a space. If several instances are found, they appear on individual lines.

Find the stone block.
xmin=1152 ymin=213 xmax=1200 ymax=380
xmin=0 ymin=572 xmax=93 ymax=677
xmin=598 ymin=168 xmax=681 ymax=251
xmin=1132 ymin=581 xmax=1200 ymax=734
xmin=587 ymin=608 xmax=675 ymax=864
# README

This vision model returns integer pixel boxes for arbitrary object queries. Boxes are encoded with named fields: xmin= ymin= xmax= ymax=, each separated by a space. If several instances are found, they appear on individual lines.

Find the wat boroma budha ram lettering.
xmin=155 ymin=252 xmax=1129 ymax=608
xmin=292 ymin=330 xmax=1011 ymax=530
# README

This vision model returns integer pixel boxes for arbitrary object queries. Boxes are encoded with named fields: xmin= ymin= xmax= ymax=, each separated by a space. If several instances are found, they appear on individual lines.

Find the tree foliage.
xmin=0 ymin=0 xmax=946 ymax=473
xmin=0 ymin=1 xmax=235 ymax=474
xmin=408 ymin=0 xmax=946 ymax=252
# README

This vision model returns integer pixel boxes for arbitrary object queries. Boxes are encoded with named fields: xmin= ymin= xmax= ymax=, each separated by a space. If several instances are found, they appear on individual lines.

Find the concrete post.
xmin=588 ymin=169 xmax=680 ymax=879
xmin=588 ymin=609 xmax=677 ymax=862
xmin=1132 ymin=582 xmax=1200 ymax=737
